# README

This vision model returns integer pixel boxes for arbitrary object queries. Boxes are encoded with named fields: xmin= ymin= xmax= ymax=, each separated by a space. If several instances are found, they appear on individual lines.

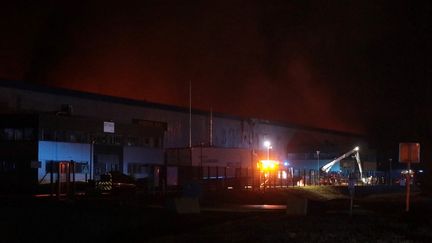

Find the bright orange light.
xmin=258 ymin=160 xmax=280 ymax=171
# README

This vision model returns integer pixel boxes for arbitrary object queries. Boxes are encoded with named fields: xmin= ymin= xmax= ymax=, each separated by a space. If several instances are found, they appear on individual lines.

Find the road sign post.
xmin=406 ymin=162 xmax=411 ymax=212
xmin=399 ymin=143 xmax=420 ymax=212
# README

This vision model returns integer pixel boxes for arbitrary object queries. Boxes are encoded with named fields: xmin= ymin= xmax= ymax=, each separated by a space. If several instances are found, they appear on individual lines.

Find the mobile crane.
xmin=321 ymin=146 xmax=363 ymax=181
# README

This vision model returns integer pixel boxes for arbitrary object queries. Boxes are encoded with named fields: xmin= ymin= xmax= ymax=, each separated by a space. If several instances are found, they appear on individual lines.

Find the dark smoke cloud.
xmin=1 ymin=1 xmax=431 ymax=135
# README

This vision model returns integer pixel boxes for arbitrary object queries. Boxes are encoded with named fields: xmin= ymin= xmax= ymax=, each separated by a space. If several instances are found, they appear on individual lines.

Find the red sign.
xmin=399 ymin=143 xmax=420 ymax=163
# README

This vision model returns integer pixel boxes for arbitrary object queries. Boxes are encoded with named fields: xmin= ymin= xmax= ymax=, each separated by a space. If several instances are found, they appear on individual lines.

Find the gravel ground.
xmin=153 ymin=213 xmax=432 ymax=242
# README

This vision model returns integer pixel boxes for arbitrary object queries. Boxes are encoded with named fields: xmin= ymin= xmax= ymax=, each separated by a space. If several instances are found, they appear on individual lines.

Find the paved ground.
xmin=0 ymin=186 xmax=431 ymax=242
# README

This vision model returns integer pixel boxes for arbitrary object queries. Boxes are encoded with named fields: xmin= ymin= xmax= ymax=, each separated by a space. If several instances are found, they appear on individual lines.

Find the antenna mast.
xmin=189 ymin=80 xmax=192 ymax=148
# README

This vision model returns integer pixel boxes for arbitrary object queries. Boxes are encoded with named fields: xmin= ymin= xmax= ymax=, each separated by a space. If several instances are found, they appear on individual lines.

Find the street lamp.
xmin=263 ymin=140 xmax=272 ymax=190
xmin=264 ymin=141 xmax=272 ymax=160
xmin=316 ymin=150 xmax=320 ymax=185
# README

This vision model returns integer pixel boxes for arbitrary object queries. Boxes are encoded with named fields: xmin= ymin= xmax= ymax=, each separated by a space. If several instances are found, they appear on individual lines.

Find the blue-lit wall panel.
xmin=38 ymin=141 xmax=91 ymax=183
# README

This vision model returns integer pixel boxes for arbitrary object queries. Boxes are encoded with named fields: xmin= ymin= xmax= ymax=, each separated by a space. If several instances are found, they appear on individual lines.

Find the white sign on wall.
xmin=103 ymin=121 xmax=115 ymax=133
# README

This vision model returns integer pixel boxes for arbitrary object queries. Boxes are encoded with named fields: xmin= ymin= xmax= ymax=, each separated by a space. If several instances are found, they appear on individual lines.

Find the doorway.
xmin=93 ymin=145 xmax=123 ymax=180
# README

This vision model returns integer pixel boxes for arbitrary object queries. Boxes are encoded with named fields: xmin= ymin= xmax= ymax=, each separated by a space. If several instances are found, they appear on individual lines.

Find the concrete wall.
xmin=190 ymin=147 xmax=254 ymax=168
xmin=123 ymin=146 xmax=164 ymax=179
xmin=123 ymin=146 xmax=164 ymax=167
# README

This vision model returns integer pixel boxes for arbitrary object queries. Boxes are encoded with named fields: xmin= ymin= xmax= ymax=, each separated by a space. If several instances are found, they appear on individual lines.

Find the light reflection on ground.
xmin=203 ymin=204 xmax=287 ymax=212
xmin=242 ymin=204 xmax=286 ymax=210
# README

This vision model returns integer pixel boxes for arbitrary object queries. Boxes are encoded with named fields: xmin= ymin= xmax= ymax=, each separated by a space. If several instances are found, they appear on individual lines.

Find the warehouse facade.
xmin=0 ymin=81 xmax=374 ymax=192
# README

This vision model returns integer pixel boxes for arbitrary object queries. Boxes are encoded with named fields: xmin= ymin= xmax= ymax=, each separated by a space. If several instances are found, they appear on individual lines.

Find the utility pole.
xmin=189 ymin=80 xmax=192 ymax=148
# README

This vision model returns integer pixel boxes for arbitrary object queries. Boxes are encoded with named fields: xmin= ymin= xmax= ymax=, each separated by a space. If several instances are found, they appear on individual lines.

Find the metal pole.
xmin=291 ymin=168 xmax=294 ymax=187
xmin=66 ymin=162 xmax=70 ymax=197
xmin=50 ymin=161 xmax=54 ymax=198
xmin=90 ymin=140 xmax=94 ymax=181
xmin=189 ymin=80 xmax=192 ymax=148
xmin=303 ymin=169 xmax=306 ymax=187
xmin=209 ymin=108 xmax=213 ymax=147
xmin=72 ymin=161 xmax=76 ymax=198
xmin=389 ymin=158 xmax=393 ymax=185
xmin=317 ymin=150 xmax=320 ymax=185
xmin=200 ymin=143 xmax=203 ymax=180
xmin=57 ymin=162 xmax=61 ymax=200
xmin=406 ymin=162 xmax=411 ymax=212
xmin=251 ymin=149 xmax=254 ymax=190
xmin=216 ymin=166 xmax=219 ymax=188
xmin=224 ymin=166 xmax=227 ymax=188
xmin=350 ymin=194 xmax=353 ymax=216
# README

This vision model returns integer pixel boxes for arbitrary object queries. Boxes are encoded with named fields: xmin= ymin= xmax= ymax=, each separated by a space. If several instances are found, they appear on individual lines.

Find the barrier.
xmin=286 ymin=197 xmax=308 ymax=215
xmin=166 ymin=197 xmax=201 ymax=214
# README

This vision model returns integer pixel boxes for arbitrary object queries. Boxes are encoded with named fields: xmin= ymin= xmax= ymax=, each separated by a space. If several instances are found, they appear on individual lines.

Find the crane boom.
xmin=321 ymin=146 xmax=363 ymax=179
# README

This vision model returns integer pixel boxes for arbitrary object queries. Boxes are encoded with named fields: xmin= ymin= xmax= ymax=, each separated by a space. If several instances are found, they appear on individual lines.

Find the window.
xmin=1 ymin=128 xmax=14 ymax=141
xmin=0 ymin=161 xmax=16 ymax=172
xmin=113 ymin=135 xmax=122 ymax=145
xmin=55 ymin=130 xmax=66 ymax=141
xmin=23 ymin=128 xmax=35 ymax=140
xmin=0 ymin=128 xmax=35 ymax=141
xmin=40 ymin=129 xmax=56 ymax=141
xmin=14 ymin=129 xmax=23 ymax=140
xmin=127 ymin=163 xmax=149 ymax=174
xmin=68 ymin=131 xmax=78 ymax=142
xmin=126 ymin=136 xmax=138 ymax=146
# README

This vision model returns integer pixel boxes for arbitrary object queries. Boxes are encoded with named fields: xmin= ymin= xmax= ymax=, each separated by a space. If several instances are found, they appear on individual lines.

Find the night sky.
xmin=1 ymin=1 xmax=431 ymax=139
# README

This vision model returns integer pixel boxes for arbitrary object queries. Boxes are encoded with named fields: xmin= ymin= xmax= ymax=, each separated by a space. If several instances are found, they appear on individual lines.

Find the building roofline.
xmin=0 ymin=80 xmax=364 ymax=137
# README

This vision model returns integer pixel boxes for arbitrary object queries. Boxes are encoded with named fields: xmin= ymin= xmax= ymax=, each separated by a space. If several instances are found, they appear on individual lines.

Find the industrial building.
xmin=0 ymin=81 xmax=376 ymax=192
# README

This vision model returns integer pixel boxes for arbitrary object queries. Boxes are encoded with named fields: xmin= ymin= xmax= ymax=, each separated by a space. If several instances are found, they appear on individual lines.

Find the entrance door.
xmin=95 ymin=154 xmax=120 ymax=177
xmin=93 ymin=145 xmax=123 ymax=180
